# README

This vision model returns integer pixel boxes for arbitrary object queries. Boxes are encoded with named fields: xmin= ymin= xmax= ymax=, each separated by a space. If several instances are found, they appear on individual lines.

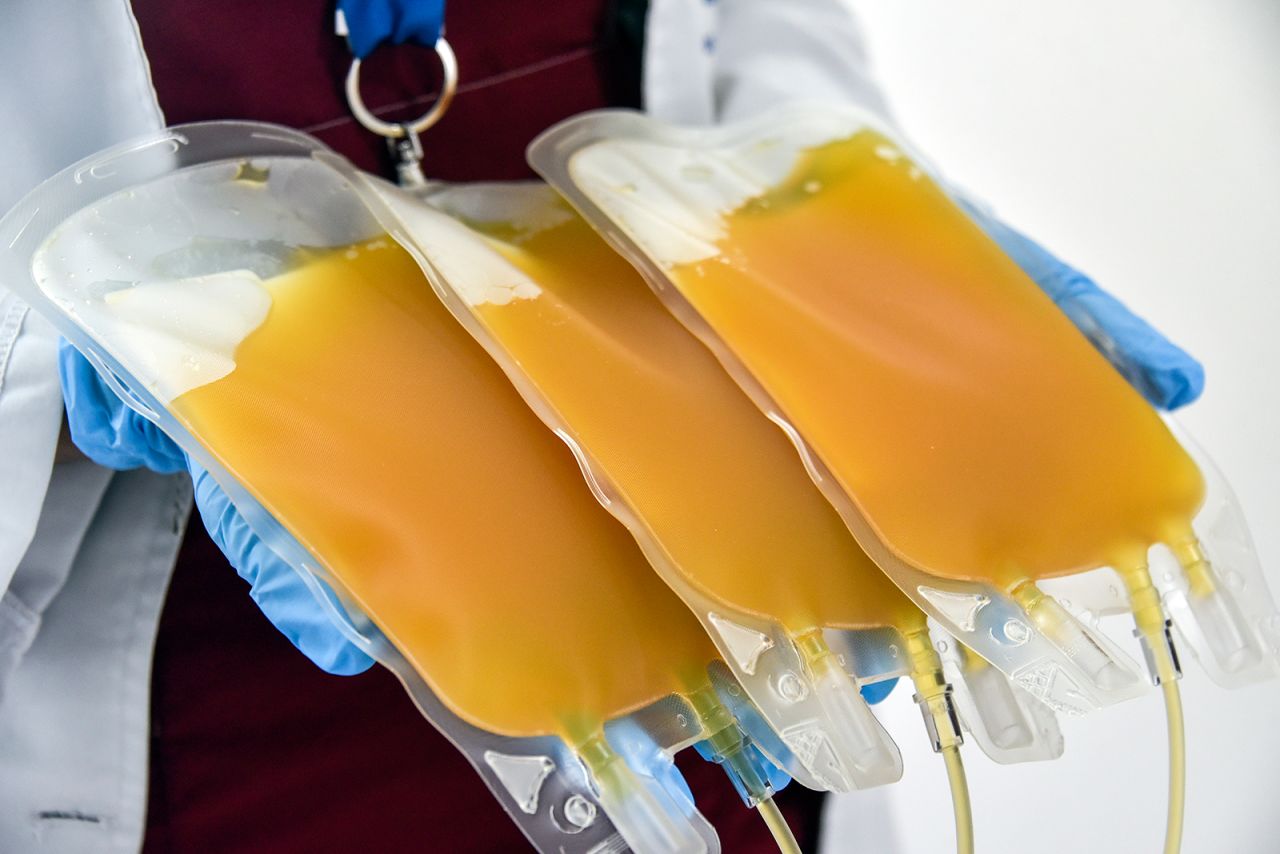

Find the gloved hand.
xmin=967 ymin=205 xmax=1204 ymax=411
xmin=58 ymin=341 xmax=374 ymax=676
xmin=58 ymin=344 xmax=187 ymax=475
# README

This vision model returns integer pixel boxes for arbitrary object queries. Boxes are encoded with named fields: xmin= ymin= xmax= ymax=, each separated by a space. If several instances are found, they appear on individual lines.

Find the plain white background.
xmin=822 ymin=2 xmax=1280 ymax=852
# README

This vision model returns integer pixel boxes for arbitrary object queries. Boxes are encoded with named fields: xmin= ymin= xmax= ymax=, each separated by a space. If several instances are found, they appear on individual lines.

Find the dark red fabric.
xmin=135 ymin=0 xmax=630 ymax=179
xmin=132 ymin=1 xmax=825 ymax=850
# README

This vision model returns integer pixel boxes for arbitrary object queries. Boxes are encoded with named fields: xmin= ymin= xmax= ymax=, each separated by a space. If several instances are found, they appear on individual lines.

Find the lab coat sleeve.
xmin=0 ymin=294 xmax=63 ymax=692
xmin=711 ymin=0 xmax=895 ymax=124
xmin=642 ymin=0 xmax=718 ymax=124
xmin=0 ymin=296 xmax=60 ymax=589
xmin=0 ymin=0 xmax=167 ymax=701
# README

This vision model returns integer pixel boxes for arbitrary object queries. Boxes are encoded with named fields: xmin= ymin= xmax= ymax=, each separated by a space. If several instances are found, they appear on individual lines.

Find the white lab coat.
xmin=0 ymin=1 xmax=891 ymax=851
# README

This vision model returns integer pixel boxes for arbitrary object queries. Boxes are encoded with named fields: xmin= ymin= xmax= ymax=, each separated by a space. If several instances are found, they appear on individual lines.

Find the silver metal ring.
xmin=345 ymin=36 xmax=458 ymax=138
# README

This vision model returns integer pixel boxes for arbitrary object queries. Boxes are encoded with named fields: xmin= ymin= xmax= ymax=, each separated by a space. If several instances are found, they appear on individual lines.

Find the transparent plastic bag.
xmin=1038 ymin=419 xmax=1280 ymax=688
xmin=360 ymin=179 xmax=905 ymax=791
xmin=528 ymin=102 xmax=1279 ymax=711
xmin=347 ymin=178 xmax=1063 ymax=772
xmin=0 ymin=121 xmax=783 ymax=854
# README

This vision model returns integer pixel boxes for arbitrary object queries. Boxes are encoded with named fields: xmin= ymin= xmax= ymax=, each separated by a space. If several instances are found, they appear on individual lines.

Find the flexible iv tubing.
xmin=941 ymin=743 xmax=974 ymax=854
xmin=1157 ymin=648 xmax=1186 ymax=854
xmin=756 ymin=796 xmax=802 ymax=854
xmin=1122 ymin=562 xmax=1186 ymax=854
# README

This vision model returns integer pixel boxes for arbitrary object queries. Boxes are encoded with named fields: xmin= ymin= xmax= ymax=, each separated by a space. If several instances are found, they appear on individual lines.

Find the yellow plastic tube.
xmin=757 ymin=797 xmax=802 ymax=854
xmin=905 ymin=629 xmax=975 ymax=854
xmin=1121 ymin=563 xmax=1186 ymax=854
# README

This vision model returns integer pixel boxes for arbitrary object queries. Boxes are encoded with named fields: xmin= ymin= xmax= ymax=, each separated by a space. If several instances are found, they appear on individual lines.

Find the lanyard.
xmin=337 ymin=0 xmax=445 ymax=59
xmin=337 ymin=0 xmax=455 ymax=186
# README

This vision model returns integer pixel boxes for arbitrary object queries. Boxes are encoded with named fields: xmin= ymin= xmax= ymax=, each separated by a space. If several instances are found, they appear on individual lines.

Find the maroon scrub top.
xmin=130 ymin=1 xmax=827 ymax=851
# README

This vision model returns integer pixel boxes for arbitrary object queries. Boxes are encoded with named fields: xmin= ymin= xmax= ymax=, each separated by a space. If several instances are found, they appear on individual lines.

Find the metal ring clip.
xmin=345 ymin=36 xmax=458 ymax=139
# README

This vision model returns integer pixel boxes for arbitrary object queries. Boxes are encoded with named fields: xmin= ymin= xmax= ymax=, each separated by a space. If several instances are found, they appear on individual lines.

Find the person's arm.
xmin=713 ymin=0 xmax=894 ymax=126
xmin=0 ymin=295 xmax=62 ymax=698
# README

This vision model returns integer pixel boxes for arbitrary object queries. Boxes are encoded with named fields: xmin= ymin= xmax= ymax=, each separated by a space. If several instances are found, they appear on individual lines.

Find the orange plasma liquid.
xmin=464 ymin=203 xmax=922 ymax=636
xmin=664 ymin=130 xmax=1205 ymax=587
xmin=171 ymin=238 xmax=718 ymax=740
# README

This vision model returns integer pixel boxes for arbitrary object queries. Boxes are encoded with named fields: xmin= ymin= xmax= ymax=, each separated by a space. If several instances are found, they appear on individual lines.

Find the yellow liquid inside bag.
xmin=467 ymin=206 xmax=923 ymax=636
xmin=664 ymin=130 xmax=1205 ymax=587
xmin=171 ymin=238 xmax=717 ymax=739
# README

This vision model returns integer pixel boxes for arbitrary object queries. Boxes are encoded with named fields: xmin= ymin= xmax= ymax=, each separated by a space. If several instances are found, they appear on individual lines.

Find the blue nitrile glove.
xmin=965 ymin=204 xmax=1205 ymax=411
xmin=58 ymin=341 xmax=374 ymax=676
xmin=186 ymin=460 xmax=375 ymax=675
xmin=58 ymin=343 xmax=187 ymax=475
xmin=859 ymin=679 xmax=897 ymax=705
xmin=339 ymin=0 xmax=445 ymax=59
